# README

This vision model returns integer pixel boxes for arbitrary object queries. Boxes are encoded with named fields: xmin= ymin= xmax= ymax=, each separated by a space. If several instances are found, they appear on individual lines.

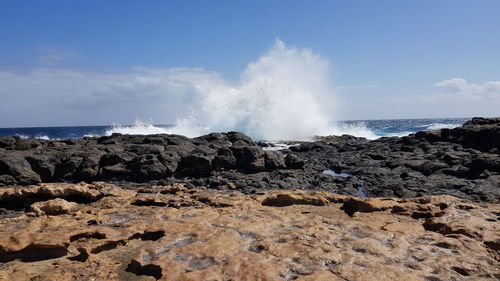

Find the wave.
xmin=17 ymin=134 xmax=54 ymax=140
xmin=104 ymin=120 xmax=207 ymax=137
xmin=155 ymin=40 xmax=341 ymax=141
xmin=425 ymin=123 xmax=462 ymax=130
xmin=105 ymin=120 xmax=382 ymax=140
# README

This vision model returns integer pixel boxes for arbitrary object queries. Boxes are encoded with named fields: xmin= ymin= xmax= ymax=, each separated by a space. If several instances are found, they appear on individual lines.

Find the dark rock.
xmin=25 ymin=155 xmax=57 ymax=181
xmin=213 ymin=147 xmax=237 ymax=171
xmin=0 ymin=156 xmax=41 ymax=185
xmin=177 ymin=148 xmax=215 ymax=177
xmin=125 ymin=144 xmax=164 ymax=155
xmin=100 ymin=163 xmax=130 ymax=179
xmin=232 ymin=146 xmax=266 ymax=172
xmin=264 ymin=151 xmax=286 ymax=170
xmin=99 ymin=152 xmax=135 ymax=167
xmin=284 ymin=154 xmax=305 ymax=169
xmin=157 ymin=151 xmax=181 ymax=175
xmin=0 ymin=175 xmax=17 ymax=186
xmin=0 ymin=137 xmax=17 ymax=149
xmin=226 ymin=132 xmax=254 ymax=145
xmin=130 ymin=154 xmax=167 ymax=180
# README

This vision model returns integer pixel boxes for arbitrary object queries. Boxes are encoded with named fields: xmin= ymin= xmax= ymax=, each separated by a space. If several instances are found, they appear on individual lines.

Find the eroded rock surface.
xmin=0 ymin=183 xmax=498 ymax=280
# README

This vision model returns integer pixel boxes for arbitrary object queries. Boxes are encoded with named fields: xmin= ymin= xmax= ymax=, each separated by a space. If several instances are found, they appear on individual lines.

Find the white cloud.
xmin=434 ymin=77 xmax=500 ymax=100
xmin=0 ymin=67 xmax=222 ymax=127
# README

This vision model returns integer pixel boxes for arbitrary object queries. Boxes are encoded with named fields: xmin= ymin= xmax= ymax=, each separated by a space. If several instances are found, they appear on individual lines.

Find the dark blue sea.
xmin=0 ymin=118 xmax=469 ymax=140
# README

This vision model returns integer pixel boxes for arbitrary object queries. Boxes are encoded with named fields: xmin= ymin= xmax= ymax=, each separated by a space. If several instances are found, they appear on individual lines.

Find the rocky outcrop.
xmin=0 ymin=183 xmax=498 ymax=280
xmin=0 ymin=118 xmax=499 ymax=203
xmin=290 ymin=117 xmax=500 ymax=202
xmin=0 ymin=132 xmax=299 ymax=187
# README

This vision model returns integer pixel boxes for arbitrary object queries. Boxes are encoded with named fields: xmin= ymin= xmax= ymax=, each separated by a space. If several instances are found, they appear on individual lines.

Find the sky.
xmin=1 ymin=0 xmax=499 ymax=128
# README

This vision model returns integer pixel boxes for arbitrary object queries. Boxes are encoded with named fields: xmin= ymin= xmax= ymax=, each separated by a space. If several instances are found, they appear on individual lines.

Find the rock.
xmin=0 ymin=118 xmax=498 ymax=203
xmin=99 ymin=152 xmax=135 ymax=167
xmin=0 ymin=137 xmax=17 ymax=149
xmin=177 ymin=148 xmax=215 ymax=177
xmin=0 ymin=183 xmax=497 ymax=280
xmin=284 ymin=153 xmax=305 ymax=169
xmin=232 ymin=145 xmax=266 ymax=172
xmin=0 ymin=156 xmax=41 ymax=185
xmin=213 ymin=147 xmax=237 ymax=170
xmin=125 ymin=144 xmax=165 ymax=155
xmin=100 ymin=163 xmax=130 ymax=179
xmin=25 ymin=155 xmax=57 ymax=181
xmin=226 ymin=131 xmax=254 ymax=145
xmin=157 ymin=151 xmax=181 ymax=175
xmin=264 ymin=151 xmax=286 ymax=170
xmin=31 ymin=198 xmax=78 ymax=215
xmin=130 ymin=154 xmax=168 ymax=181
xmin=0 ymin=175 xmax=16 ymax=186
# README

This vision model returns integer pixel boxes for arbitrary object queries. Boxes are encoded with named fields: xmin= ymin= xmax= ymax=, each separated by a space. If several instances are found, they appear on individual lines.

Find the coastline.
xmin=0 ymin=117 xmax=499 ymax=280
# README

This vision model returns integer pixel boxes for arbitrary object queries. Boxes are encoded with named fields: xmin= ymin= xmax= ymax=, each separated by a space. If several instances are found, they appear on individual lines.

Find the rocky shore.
xmin=0 ymin=117 xmax=499 ymax=280
xmin=0 ymin=117 xmax=499 ymax=202
xmin=0 ymin=183 xmax=498 ymax=280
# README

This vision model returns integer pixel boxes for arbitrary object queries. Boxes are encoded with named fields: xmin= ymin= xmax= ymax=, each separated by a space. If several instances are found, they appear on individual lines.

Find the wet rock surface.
xmin=0 ymin=183 xmax=498 ymax=280
xmin=0 ymin=118 xmax=499 ymax=203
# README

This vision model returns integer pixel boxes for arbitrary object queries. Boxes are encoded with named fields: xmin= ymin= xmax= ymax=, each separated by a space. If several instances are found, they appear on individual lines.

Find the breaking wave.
xmin=425 ymin=123 xmax=462 ymax=130
xmin=108 ymin=40 xmax=362 ymax=140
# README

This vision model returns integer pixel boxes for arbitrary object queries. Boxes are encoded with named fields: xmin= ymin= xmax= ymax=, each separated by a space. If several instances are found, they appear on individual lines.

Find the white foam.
xmin=335 ymin=122 xmax=379 ymax=140
xmin=161 ymin=40 xmax=347 ymax=141
xmin=16 ymin=134 xmax=54 ymax=140
xmin=104 ymin=119 xmax=207 ymax=137
xmin=108 ymin=41 xmax=384 ymax=141
xmin=425 ymin=123 xmax=461 ymax=130
xmin=384 ymin=131 xmax=414 ymax=138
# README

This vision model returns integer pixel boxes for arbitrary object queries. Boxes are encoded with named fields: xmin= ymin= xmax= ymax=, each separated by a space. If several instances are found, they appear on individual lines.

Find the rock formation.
xmin=0 ymin=118 xmax=499 ymax=203
xmin=0 ymin=183 xmax=498 ymax=280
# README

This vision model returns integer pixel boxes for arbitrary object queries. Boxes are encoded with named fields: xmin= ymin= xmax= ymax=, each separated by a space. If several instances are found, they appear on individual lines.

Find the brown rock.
xmin=0 ymin=183 xmax=498 ymax=280
xmin=31 ymin=198 xmax=78 ymax=215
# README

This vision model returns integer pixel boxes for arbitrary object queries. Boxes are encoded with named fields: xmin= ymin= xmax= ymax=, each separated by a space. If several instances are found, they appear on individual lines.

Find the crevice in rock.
xmin=261 ymin=194 xmax=326 ymax=207
xmin=0 ymin=244 xmax=68 ymax=263
xmin=91 ymin=240 xmax=126 ymax=254
xmin=194 ymin=196 xmax=233 ymax=207
xmin=70 ymin=232 xmax=107 ymax=242
xmin=0 ymin=193 xmax=103 ymax=211
xmin=67 ymin=248 xmax=89 ymax=262
xmin=130 ymin=231 xmax=165 ymax=241
xmin=125 ymin=259 xmax=163 ymax=280
xmin=451 ymin=266 xmax=470 ymax=276
xmin=131 ymin=199 xmax=167 ymax=207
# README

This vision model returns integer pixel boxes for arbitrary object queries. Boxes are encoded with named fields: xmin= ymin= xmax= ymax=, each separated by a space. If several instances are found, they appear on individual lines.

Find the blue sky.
xmin=1 ymin=0 xmax=499 ymax=127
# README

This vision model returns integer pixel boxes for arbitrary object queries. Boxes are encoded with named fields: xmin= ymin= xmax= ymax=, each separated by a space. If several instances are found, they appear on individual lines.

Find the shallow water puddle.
xmin=322 ymin=170 xmax=367 ymax=198
xmin=322 ymin=169 xmax=350 ymax=178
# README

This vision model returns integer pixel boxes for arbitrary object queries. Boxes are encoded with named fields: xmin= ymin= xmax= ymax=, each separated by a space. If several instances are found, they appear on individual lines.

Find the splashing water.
xmin=108 ymin=40 xmax=374 ymax=140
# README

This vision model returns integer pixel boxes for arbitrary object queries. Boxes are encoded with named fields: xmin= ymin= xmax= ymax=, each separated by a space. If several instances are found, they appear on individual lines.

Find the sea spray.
xmin=107 ymin=40 xmax=378 ymax=140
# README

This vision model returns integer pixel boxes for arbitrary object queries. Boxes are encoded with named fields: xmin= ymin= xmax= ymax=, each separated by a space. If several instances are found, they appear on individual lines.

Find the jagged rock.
xmin=0 ymin=156 xmax=41 ymax=185
xmin=0 ymin=119 xmax=499 ymax=203
xmin=232 ymin=145 xmax=266 ymax=172
xmin=264 ymin=151 xmax=286 ymax=170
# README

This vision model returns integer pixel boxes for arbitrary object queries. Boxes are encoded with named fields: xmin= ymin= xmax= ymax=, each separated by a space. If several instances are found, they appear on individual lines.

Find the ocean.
xmin=0 ymin=118 xmax=468 ymax=141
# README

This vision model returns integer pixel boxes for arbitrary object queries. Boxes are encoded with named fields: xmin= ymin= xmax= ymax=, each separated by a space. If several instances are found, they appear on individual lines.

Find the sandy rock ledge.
xmin=0 ymin=183 xmax=498 ymax=281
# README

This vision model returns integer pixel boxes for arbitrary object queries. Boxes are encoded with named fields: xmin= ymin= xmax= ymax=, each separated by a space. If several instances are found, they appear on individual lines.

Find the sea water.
xmin=0 ymin=118 xmax=467 ymax=141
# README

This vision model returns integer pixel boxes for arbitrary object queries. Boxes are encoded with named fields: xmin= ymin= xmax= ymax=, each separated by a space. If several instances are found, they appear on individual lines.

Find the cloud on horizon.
xmin=434 ymin=78 xmax=500 ymax=100
xmin=1 ymin=65 xmax=499 ymax=128
xmin=0 ymin=67 xmax=221 ymax=127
